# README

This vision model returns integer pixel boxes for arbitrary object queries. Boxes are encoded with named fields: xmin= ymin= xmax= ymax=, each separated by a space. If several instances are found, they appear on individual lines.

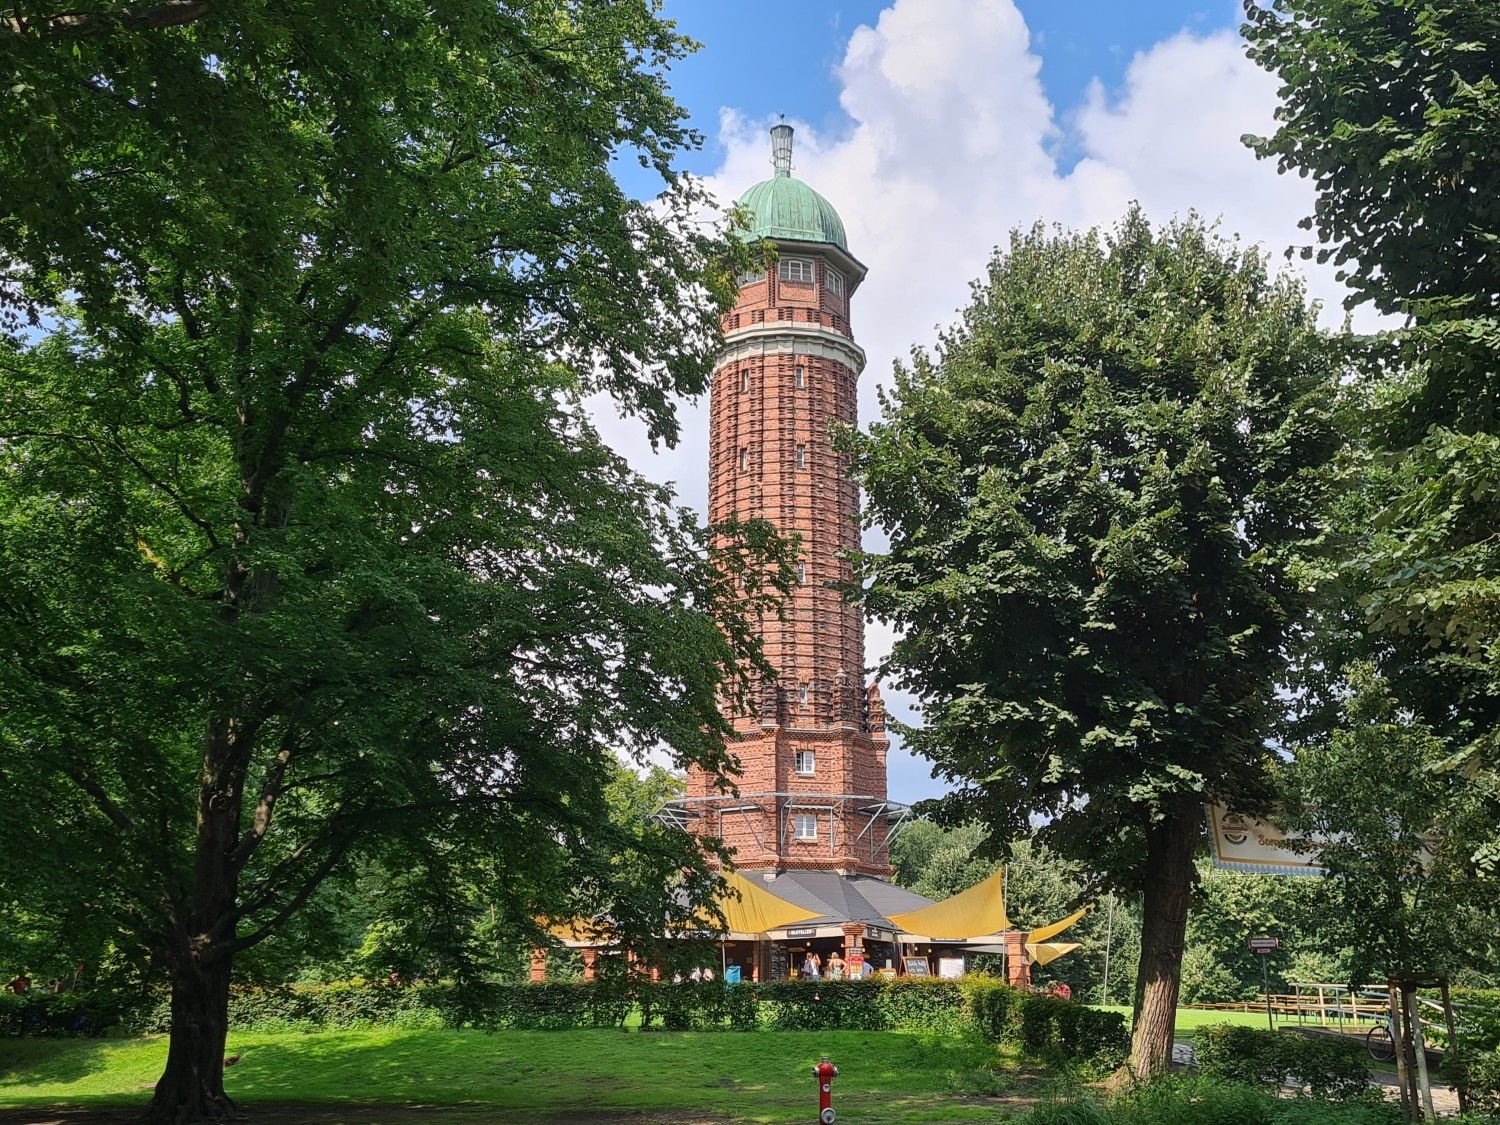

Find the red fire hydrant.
xmin=813 ymin=1056 xmax=838 ymax=1123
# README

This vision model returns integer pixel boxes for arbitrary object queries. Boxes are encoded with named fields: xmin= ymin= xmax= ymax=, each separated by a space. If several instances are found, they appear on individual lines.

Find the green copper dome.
xmin=735 ymin=124 xmax=848 ymax=251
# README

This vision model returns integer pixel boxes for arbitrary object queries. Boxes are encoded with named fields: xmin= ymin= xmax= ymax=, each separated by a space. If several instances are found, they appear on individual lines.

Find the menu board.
xmin=771 ymin=943 xmax=790 ymax=980
xmin=902 ymin=957 xmax=931 ymax=977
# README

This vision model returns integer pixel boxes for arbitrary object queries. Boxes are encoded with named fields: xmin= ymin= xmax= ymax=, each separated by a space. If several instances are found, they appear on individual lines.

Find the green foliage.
xmin=1456 ymin=1048 xmax=1500 ymax=1118
xmin=1241 ymin=0 xmax=1498 ymax=327
xmin=1017 ymin=1075 xmax=1402 ymax=1125
xmin=1196 ymin=1024 xmax=1370 ymax=1099
xmin=1244 ymin=0 xmax=1500 ymax=881
xmin=4 ymin=978 xmax=1126 ymax=1068
xmin=856 ymin=209 xmax=1344 ymax=1073
xmin=1022 ymin=1099 xmax=1110 ymax=1125
xmin=1282 ymin=666 xmax=1498 ymax=984
xmin=967 ymin=978 xmax=1128 ymax=1069
xmin=856 ymin=208 xmax=1342 ymax=889
xmin=0 ymin=8 xmax=783 ymax=1114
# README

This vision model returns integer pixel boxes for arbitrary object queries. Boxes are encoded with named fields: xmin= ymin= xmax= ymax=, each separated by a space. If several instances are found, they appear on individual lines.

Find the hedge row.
xmin=1 ymin=977 xmax=1128 ymax=1067
xmin=1196 ymin=1024 xmax=1369 ymax=1100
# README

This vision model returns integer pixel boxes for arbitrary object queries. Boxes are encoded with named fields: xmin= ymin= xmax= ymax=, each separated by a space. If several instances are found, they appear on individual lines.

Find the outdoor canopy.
xmin=1026 ymin=905 xmax=1088 ymax=946
xmin=707 ymin=871 xmax=822 ymax=935
xmin=886 ymin=870 xmax=1013 ymax=939
xmin=548 ymin=871 xmax=820 ymax=944
xmin=1024 ymin=941 xmax=1080 ymax=967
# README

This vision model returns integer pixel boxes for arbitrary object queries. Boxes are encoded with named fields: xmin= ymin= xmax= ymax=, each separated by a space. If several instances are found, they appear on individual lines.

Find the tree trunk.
xmin=147 ymin=959 xmax=234 ymax=1122
xmin=1127 ymin=795 xmax=1202 ymax=1081
xmin=147 ymin=722 xmax=246 ymax=1123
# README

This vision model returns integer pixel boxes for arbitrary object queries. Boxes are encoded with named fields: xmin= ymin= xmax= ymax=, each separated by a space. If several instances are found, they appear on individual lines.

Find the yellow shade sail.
xmin=547 ymin=873 xmax=820 ymax=944
xmin=1024 ymin=941 xmax=1080 ymax=967
xmin=546 ymin=917 xmax=614 ymax=944
xmin=887 ymin=870 xmax=1013 ymax=939
xmin=1026 ymin=905 xmax=1089 ymax=946
xmin=705 ymin=871 xmax=822 ymax=935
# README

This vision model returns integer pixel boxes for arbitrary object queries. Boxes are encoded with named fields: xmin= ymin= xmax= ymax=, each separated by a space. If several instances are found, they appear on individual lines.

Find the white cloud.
xmin=593 ymin=0 xmax=1381 ymax=802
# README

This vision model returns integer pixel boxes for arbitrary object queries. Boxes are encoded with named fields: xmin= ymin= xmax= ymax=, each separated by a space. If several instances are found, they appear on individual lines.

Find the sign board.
xmin=902 ymin=957 xmax=931 ymax=977
xmin=786 ymin=927 xmax=816 ymax=938
xmin=1209 ymin=806 xmax=1325 ymax=877
xmin=847 ymin=951 xmax=864 ymax=971
xmin=937 ymin=957 xmax=965 ymax=980
xmin=1248 ymin=936 xmax=1280 ymax=954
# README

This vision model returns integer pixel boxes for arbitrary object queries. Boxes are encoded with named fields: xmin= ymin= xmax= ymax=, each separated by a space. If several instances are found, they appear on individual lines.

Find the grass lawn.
xmin=1095 ymin=1005 xmax=1270 ymax=1046
xmin=0 ymin=1026 xmax=1047 ymax=1124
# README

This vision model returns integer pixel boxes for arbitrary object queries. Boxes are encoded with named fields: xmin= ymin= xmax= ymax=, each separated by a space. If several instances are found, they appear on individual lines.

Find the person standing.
xmin=827 ymin=952 xmax=845 ymax=981
xmin=801 ymin=951 xmax=821 ymax=981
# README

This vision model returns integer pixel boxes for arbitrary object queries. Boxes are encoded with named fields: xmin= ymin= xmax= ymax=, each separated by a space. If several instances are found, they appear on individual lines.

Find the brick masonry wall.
xmin=688 ymin=247 xmax=892 ymax=877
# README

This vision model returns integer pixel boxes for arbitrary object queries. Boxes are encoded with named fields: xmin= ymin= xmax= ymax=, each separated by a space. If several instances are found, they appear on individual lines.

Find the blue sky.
xmin=623 ymin=0 xmax=1241 ymax=191
xmin=599 ymin=1 xmax=1363 ymax=805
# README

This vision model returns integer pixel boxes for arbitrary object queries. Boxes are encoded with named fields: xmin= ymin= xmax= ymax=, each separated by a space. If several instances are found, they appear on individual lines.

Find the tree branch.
xmin=219 ymin=839 xmax=352 ymax=957
xmin=227 ymin=728 xmax=296 ymax=873
xmin=4 ymin=1 xmax=211 ymax=38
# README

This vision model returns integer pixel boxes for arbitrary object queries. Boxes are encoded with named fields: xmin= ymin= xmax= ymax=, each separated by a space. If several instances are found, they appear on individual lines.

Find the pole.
xmin=1099 ymin=893 xmax=1115 ymax=1006
xmin=1262 ymin=955 xmax=1273 ymax=1032
xmin=1439 ymin=976 xmax=1468 ymax=1114
xmin=1406 ymin=987 xmax=1436 ymax=1123
xmin=1389 ymin=983 xmax=1413 ymax=1122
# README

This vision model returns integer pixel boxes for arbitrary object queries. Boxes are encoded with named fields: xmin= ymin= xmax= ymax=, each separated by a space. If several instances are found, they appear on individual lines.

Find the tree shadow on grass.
xmin=0 ymin=1037 xmax=152 ymax=1092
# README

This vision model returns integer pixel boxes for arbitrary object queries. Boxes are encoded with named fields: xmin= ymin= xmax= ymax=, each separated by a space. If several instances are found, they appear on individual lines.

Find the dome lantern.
xmin=735 ymin=124 xmax=851 ymax=253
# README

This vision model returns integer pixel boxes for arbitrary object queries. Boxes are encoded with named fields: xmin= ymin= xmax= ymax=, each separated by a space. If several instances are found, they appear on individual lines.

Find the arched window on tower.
xmin=740 ymin=370 xmax=749 ymax=393
xmin=739 ymin=447 xmax=749 ymax=472
xmin=796 ymin=443 xmax=807 ymax=468
xmin=795 ymin=364 xmax=806 ymax=389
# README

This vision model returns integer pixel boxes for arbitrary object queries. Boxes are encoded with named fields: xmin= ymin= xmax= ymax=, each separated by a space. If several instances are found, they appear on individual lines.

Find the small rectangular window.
xmin=796 ymin=562 xmax=806 ymax=584
xmin=736 ymin=268 xmax=764 ymax=287
xmin=795 ymin=750 xmax=815 ymax=775
xmin=795 ymin=813 xmax=817 ymax=840
xmin=796 ymin=444 xmax=807 ymax=468
xmin=740 ymin=370 xmax=750 ymax=393
xmin=778 ymin=257 xmax=814 ymax=283
xmin=739 ymin=447 xmax=749 ymax=471
xmin=795 ymin=365 xmax=806 ymax=389
xmin=798 ymin=682 xmax=809 ymax=705
xmin=826 ymin=269 xmax=844 ymax=296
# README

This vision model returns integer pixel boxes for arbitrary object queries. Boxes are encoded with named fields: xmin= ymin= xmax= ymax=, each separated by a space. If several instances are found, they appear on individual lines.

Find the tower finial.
xmin=770 ymin=119 xmax=793 ymax=177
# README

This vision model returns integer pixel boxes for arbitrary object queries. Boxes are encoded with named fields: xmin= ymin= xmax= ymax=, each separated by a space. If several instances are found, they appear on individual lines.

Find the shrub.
xmin=3 ymin=974 xmax=1122 ymax=1071
xmin=1101 ymin=1075 xmax=1399 ymax=1125
xmin=1197 ymin=1024 xmax=1369 ymax=1100
xmin=1452 ymin=1047 xmax=1500 ymax=1119
xmin=0 ymin=989 xmax=136 ymax=1037
xmin=969 ymin=979 xmax=1126 ymax=1069
xmin=1021 ymin=1097 xmax=1110 ymax=1125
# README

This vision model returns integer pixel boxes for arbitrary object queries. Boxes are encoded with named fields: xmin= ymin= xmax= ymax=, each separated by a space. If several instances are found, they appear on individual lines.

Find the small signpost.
xmin=1249 ymin=935 xmax=1279 ymax=1030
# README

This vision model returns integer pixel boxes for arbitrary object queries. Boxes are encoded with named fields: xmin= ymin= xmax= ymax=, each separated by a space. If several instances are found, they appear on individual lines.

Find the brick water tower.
xmin=668 ymin=124 xmax=906 ymax=878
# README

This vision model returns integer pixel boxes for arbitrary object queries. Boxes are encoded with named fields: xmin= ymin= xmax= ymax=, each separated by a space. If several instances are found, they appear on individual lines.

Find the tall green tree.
xmin=854 ymin=210 xmax=1343 ymax=1077
xmin=1282 ymin=665 xmax=1498 ymax=985
xmin=0 ymin=4 xmax=779 ymax=1120
xmin=1243 ymin=0 xmax=1500 ymax=871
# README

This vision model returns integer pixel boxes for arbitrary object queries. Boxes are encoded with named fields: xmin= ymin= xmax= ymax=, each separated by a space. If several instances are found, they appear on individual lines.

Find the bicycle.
xmin=1366 ymin=1015 xmax=1397 ymax=1063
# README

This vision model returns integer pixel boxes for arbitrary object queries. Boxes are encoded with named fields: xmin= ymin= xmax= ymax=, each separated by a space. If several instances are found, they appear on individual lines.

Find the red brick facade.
xmin=685 ymin=231 xmax=893 ymax=877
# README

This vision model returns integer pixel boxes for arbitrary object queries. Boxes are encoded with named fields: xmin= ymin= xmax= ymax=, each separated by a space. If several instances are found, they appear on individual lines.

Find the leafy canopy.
xmin=1243 ymin=0 xmax=1500 ymax=862
xmin=0 ymin=0 xmax=775 ymax=1000
xmin=853 ymin=208 xmax=1343 ymax=892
